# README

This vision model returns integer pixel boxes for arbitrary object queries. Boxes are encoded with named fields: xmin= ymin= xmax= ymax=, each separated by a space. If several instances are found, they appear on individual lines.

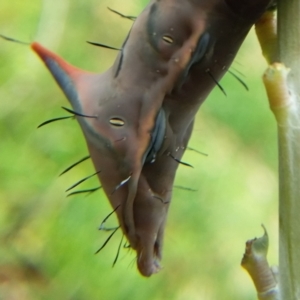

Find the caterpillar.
xmin=2 ymin=0 xmax=275 ymax=277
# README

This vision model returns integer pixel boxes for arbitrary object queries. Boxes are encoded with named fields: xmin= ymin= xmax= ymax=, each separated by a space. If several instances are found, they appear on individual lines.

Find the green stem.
xmin=263 ymin=62 xmax=300 ymax=299
xmin=277 ymin=1 xmax=300 ymax=298
xmin=277 ymin=100 xmax=300 ymax=299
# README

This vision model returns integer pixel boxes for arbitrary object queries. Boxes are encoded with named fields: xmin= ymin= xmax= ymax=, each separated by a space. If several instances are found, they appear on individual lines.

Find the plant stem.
xmin=241 ymin=226 xmax=279 ymax=300
xmin=276 ymin=1 xmax=300 ymax=298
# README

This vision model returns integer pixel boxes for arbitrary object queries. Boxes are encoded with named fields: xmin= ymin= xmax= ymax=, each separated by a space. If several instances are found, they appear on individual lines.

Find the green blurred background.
xmin=0 ymin=1 xmax=278 ymax=299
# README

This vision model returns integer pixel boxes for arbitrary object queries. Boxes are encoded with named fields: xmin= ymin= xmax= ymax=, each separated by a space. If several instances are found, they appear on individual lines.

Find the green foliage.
xmin=0 ymin=1 xmax=277 ymax=299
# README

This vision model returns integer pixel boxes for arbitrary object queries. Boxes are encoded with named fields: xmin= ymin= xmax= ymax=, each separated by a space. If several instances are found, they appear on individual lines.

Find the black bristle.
xmin=107 ymin=7 xmax=136 ymax=21
xmin=95 ymin=226 xmax=120 ymax=254
xmin=65 ymin=170 xmax=101 ymax=192
xmin=62 ymin=106 xmax=97 ymax=119
xmin=174 ymin=185 xmax=198 ymax=192
xmin=187 ymin=147 xmax=208 ymax=156
xmin=59 ymin=155 xmax=90 ymax=176
xmin=66 ymin=186 xmax=102 ymax=197
xmin=0 ymin=34 xmax=29 ymax=45
xmin=99 ymin=205 xmax=120 ymax=231
xmin=113 ymin=235 xmax=124 ymax=267
xmin=86 ymin=41 xmax=120 ymax=51
xmin=168 ymin=153 xmax=194 ymax=168
xmin=228 ymin=69 xmax=249 ymax=91
xmin=37 ymin=116 xmax=73 ymax=128
xmin=206 ymin=69 xmax=227 ymax=96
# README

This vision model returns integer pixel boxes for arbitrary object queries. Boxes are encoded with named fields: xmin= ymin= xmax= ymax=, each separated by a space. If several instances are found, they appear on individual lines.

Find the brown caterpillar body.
xmin=21 ymin=0 xmax=274 ymax=276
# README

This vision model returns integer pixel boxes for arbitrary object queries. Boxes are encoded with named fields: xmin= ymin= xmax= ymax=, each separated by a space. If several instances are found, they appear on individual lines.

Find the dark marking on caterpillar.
xmin=151 ymin=193 xmax=169 ymax=204
xmin=178 ymin=32 xmax=210 ymax=87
